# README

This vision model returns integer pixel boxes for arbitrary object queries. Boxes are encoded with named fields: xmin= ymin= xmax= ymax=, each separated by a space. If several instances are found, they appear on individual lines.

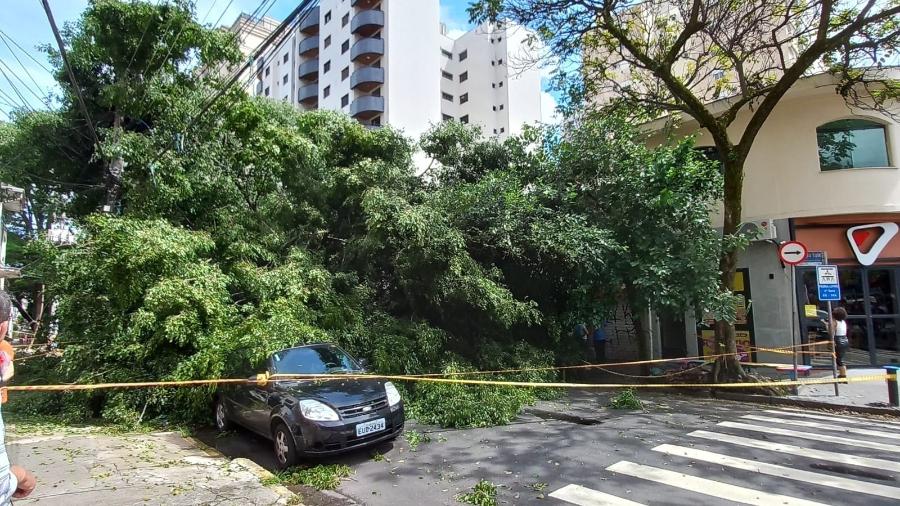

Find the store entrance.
xmin=798 ymin=266 xmax=900 ymax=365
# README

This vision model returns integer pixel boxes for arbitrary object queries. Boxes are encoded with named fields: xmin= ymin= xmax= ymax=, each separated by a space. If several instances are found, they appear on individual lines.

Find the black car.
xmin=214 ymin=343 xmax=404 ymax=468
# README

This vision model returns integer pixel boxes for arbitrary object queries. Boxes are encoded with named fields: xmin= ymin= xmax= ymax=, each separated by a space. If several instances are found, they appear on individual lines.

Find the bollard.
xmin=885 ymin=366 xmax=900 ymax=407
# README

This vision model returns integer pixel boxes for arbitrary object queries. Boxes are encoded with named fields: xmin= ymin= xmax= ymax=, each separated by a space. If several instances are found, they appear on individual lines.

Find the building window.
xmin=342 ymin=13 xmax=350 ymax=27
xmin=460 ymin=71 xmax=468 ymax=83
xmin=492 ymin=83 xmax=496 ymax=89
xmin=442 ymin=70 xmax=453 ymax=80
xmin=265 ymin=67 xmax=270 ymax=76
xmin=283 ymin=53 xmax=289 ymax=63
xmin=459 ymin=50 xmax=468 ymax=61
xmin=324 ymin=35 xmax=331 ymax=48
xmin=460 ymin=93 xmax=468 ymax=104
xmin=493 ymin=128 xmax=498 ymax=134
xmin=341 ymin=94 xmax=349 ymax=107
xmin=499 ymin=104 xmax=504 ymax=110
xmin=441 ymin=48 xmax=452 ymax=58
xmin=817 ymin=119 xmax=890 ymax=170
xmin=283 ymin=74 xmax=288 ymax=84
xmin=342 ymin=67 xmax=350 ymax=80
xmin=492 ymin=106 xmax=497 ymax=111
xmin=264 ymin=87 xmax=270 ymax=96
xmin=442 ymin=114 xmax=453 ymax=121
xmin=324 ymin=10 xmax=332 ymax=23
xmin=497 ymin=37 xmax=502 ymax=42
xmin=324 ymin=60 xmax=331 ymax=73
xmin=323 ymin=85 xmax=330 ymax=98
xmin=460 ymin=115 xmax=469 ymax=124
xmin=500 ymin=127 xmax=505 ymax=133
xmin=442 ymin=92 xmax=453 ymax=101
xmin=499 ymin=81 xmax=504 ymax=87
xmin=342 ymin=40 xmax=350 ymax=54
xmin=372 ymin=117 xmax=381 ymax=127
xmin=498 ymin=58 xmax=503 ymax=65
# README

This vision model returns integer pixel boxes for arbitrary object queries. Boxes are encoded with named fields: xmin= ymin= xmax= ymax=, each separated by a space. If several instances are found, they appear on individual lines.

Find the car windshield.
xmin=270 ymin=345 xmax=362 ymax=375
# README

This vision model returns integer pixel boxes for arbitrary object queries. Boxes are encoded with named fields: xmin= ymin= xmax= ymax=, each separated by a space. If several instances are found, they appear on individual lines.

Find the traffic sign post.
xmin=816 ymin=265 xmax=841 ymax=301
xmin=779 ymin=241 xmax=808 ymax=393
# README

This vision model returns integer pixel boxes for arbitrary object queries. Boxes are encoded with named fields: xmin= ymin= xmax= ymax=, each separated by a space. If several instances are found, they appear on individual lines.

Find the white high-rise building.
xmin=229 ymin=0 xmax=542 ymax=139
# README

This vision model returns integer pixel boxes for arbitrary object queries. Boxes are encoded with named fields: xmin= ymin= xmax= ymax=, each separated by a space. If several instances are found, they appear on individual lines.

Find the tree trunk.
xmin=104 ymin=113 xmax=125 ymax=213
xmin=714 ymin=153 xmax=751 ymax=382
xmin=31 ymin=284 xmax=45 ymax=338
xmin=625 ymin=283 xmax=650 ymax=374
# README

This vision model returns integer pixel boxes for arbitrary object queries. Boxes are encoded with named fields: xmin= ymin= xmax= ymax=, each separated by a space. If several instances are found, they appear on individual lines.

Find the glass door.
xmin=869 ymin=269 xmax=900 ymax=365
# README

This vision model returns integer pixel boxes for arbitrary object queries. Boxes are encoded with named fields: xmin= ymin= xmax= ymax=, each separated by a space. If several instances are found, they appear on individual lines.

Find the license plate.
xmin=355 ymin=418 xmax=386 ymax=437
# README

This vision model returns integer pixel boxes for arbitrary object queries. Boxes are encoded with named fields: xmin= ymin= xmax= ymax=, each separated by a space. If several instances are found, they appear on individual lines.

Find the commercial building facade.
xmin=228 ymin=0 xmax=542 ymax=140
xmin=642 ymin=73 xmax=899 ymax=366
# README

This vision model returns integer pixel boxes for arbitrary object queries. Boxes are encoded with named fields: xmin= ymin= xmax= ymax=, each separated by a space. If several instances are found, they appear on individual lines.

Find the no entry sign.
xmin=778 ymin=241 xmax=808 ymax=265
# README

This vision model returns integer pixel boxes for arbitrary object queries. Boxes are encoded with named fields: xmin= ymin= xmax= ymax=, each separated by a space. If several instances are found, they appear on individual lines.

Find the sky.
xmin=0 ymin=0 xmax=558 ymax=123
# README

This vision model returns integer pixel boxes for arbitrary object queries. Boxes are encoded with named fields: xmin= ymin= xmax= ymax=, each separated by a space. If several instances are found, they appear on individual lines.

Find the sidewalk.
xmin=790 ymin=367 xmax=897 ymax=410
xmin=5 ymin=427 xmax=295 ymax=505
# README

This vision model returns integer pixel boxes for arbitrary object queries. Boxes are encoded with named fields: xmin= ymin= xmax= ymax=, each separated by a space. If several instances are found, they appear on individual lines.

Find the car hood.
xmin=276 ymin=377 xmax=387 ymax=407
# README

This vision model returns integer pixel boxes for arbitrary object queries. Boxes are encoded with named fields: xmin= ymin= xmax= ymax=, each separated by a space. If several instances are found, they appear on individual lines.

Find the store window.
xmin=816 ymin=119 xmax=890 ymax=170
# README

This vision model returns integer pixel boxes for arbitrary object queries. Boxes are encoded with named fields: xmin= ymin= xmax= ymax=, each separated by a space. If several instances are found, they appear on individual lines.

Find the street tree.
xmin=469 ymin=0 xmax=900 ymax=380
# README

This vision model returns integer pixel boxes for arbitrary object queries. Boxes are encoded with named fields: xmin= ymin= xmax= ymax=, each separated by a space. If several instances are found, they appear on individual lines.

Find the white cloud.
xmin=541 ymin=91 xmax=561 ymax=125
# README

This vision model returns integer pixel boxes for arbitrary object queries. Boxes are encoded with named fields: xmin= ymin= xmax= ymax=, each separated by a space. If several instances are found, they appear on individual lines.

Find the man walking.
xmin=592 ymin=322 xmax=608 ymax=364
xmin=0 ymin=292 xmax=35 ymax=503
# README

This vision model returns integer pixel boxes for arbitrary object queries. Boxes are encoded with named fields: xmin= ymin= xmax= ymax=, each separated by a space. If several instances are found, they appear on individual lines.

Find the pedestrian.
xmin=574 ymin=323 xmax=594 ymax=361
xmin=592 ymin=323 xmax=608 ymax=364
xmin=0 ymin=292 xmax=36 ymax=503
xmin=831 ymin=306 xmax=850 ymax=379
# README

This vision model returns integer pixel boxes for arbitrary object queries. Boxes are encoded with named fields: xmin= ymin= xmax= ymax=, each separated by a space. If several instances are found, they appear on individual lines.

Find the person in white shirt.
xmin=831 ymin=307 xmax=850 ymax=379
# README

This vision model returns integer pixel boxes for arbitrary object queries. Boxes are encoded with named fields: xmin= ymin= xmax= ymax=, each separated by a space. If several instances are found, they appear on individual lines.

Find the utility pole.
xmin=42 ymin=0 xmax=123 ymax=213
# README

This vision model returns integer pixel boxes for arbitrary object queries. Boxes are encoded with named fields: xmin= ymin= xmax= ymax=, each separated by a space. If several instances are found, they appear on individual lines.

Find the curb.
xmin=714 ymin=391 xmax=900 ymax=417
xmin=183 ymin=433 xmax=302 ymax=505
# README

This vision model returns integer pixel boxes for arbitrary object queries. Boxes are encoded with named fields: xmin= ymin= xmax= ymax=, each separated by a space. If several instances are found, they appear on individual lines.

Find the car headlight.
xmin=298 ymin=399 xmax=339 ymax=421
xmin=385 ymin=382 xmax=401 ymax=407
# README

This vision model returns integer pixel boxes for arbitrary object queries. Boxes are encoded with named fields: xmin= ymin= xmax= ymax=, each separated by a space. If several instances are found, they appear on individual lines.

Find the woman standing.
xmin=831 ymin=307 xmax=850 ymax=378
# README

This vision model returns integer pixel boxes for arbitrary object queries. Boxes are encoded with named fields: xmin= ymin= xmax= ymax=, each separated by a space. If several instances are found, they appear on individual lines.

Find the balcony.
xmin=350 ymin=38 xmax=384 ymax=64
xmin=299 ymin=36 xmax=319 ymax=57
xmin=350 ymin=67 xmax=384 ymax=92
xmin=299 ymin=5 xmax=320 ymax=34
xmin=351 ymin=0 xmax=381 ymax=8
xmin=351 ymin=9 xmax=384 ymax=37
xmin=350 ymin=96 xmax=384 ymax=120
xmin=298 ymin=58 xmax=319 ymax=81
xmin=298 ymin=83 xmax=318 ymax=104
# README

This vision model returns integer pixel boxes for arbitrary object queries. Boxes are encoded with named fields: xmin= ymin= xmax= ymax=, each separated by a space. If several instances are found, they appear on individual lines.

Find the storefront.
xmin=794 ymin=214 xmax=900 ymax=366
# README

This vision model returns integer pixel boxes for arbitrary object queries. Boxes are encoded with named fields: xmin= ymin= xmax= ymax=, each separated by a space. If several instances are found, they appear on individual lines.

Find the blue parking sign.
xmin=816 ymin=265 xmax=841 ymax=301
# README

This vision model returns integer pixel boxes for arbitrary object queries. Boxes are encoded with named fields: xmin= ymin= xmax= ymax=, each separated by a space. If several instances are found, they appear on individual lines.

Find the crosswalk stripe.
xmin=742 ymin=414 xmax=900 ymax=440
xmin=719 ymin=421 xmax=898 ymax=451
xmin=763 ymin=409 xmax=900 ymax=430
xmin=654 ymin=444 xmax=900 ymax=500
xmin=605 ymin=461 xmax=827 ymax=506
xmin=548 ymin=484 xmax=645 ymax=506
xmin=688 ymin=430 xmax=900 ymax=472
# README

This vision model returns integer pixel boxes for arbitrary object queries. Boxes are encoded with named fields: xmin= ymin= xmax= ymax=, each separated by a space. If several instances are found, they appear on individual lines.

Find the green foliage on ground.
xmin=0 ymin=2 xmax=727 ymax=428
xmin=265 ymin=464 xmax=353 ymax=490
xmin=608 ymin=389 xmax=643 ymax=410
xmin=458 ymin=480 xmax=498 ymax=506
xmin=403 ymin=429 xmax=431 ymax=451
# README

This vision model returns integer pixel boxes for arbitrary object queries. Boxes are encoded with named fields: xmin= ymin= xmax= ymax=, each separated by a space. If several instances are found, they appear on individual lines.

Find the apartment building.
xmin=223 ymin=14 xmax=279 ymax=96
xmin=229 ymin=0 xmax=542 ymax=139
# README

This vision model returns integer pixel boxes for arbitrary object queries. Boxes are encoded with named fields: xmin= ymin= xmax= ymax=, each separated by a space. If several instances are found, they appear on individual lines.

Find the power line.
xmin=41 ymin=0 xmax=100 ymax=147
xmin=123 ymin=0 xmax=163 ymax=78
xmin=0 ymin=55 xmax=47 ymax=107
xmin=0 ymin=32 xmax=51 ymax=105
xmin=146 ymin=1 xmax=317 ymax=167
xmin=0 ymin=28 xmax=51 ymax=73
xmin=0 ymin=65 xmax=32 ymax=111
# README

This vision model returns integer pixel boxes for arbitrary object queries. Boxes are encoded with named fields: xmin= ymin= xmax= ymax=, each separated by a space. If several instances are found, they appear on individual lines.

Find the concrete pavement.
xmin=5 ymin=428 xmax=294 ymax=505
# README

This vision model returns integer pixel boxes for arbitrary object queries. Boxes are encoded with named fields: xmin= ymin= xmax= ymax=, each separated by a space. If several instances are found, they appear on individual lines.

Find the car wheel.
xmin=214 ymin=397 xmax=232 ymax=432
xmin=272 ymin=422 xmax=299 ymax=469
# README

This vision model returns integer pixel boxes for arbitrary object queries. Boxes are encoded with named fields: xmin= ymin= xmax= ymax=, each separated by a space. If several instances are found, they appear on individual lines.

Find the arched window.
xmin=816 ymin=119 xmax=890 ymax=170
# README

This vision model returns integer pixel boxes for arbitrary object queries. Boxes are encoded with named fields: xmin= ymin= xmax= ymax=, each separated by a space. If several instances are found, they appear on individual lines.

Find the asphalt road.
xmin=199 ymin=393 xmax=900 ymax=505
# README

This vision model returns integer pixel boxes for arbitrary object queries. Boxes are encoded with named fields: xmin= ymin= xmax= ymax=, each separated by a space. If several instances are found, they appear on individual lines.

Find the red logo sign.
xmin=846 ymin=223 xmax=898 ymax=266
